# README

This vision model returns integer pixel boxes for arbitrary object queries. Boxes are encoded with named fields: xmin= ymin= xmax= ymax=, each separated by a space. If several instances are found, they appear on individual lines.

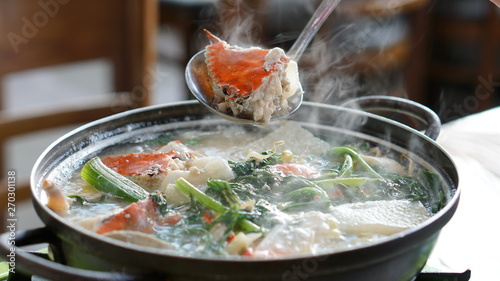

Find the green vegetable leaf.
xmin=207 ymin=178 xmax=241 ymax=206
xmin=279 ymin=186 xmax=330 ymax=211
xmin=151 ymin=193 xmax=170 ymax=215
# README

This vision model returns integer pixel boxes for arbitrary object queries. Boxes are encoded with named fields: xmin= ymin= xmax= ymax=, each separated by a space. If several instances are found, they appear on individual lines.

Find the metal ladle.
xmin=185 ymin=0 xmax=341 ymax=124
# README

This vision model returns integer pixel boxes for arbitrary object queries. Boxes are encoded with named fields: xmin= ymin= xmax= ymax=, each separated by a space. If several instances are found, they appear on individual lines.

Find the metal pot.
xmin=0 ymin=97 xmax=460 ymax=281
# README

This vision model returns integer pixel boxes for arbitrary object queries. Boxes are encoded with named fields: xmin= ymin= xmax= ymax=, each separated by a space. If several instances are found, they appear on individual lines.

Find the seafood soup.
xmin=42 ymin=121 xmax=448 ymax=259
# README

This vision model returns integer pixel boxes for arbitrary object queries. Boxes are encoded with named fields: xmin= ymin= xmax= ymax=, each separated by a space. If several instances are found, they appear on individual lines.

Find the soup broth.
xmin=46 ymin=121 xmax=447 ymax=258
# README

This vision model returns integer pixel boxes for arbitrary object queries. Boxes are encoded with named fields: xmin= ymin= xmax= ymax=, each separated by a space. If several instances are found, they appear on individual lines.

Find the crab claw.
xmin=204 ymin=29 xmax=222 ymax=44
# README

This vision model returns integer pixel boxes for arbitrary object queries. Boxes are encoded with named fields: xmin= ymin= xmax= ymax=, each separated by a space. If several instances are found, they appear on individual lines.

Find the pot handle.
xmin=340 ymin=95 xmax=441 ymax=140
xmin=0 ymin=227 xmax=161 ymax=281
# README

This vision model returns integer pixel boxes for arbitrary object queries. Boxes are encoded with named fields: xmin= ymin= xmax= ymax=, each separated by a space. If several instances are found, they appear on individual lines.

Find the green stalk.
xmin=176 ymin=178 xmax=261 ymax=232
xmin=81 ymin=157 xmax=148 ymax=202
xmin=208 ymin=204 xmax=240 ymax=239
xmin=237 ymin=217 xmax=261 ymax=233
xmin=329 ymin=147 xmax=383 ymax=179
xmin=314 ymin=172 xmax=340 ymax=180
xmin=315 ymin=177 xmax=371 ymax=187
xmin=338 ymin=154 xmax=353 ymax=178
xmin=175 ymin=178 xmax=226 ymax=213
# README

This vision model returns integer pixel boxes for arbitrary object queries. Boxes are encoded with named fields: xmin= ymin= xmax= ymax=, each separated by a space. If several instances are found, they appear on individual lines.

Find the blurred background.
xmin=0 ymin=0 xmax=499 ymax=230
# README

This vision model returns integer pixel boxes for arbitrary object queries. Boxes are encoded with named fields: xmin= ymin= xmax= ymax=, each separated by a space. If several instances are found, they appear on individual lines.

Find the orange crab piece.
xmin=272 ymin=163 xmax=319 ymax=178
xmin=101 ymin=151 xmax=178 ymax=176
xmin=96 ymin=198 xmax=181 ymax=235
xmin=204 ymin=30 xmax=289 ymax=97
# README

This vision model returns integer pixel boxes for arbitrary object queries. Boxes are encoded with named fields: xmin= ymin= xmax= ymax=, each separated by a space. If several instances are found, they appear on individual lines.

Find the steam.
xmin=196 ymin=0 xmax=410 ymax=107
xmin=205 ymin=0 xmax=266 ymax=47
xmin=300 ymin=35 xmax=362 ymax=105
xmin=194 ymin=0 xmax=428 ymax=145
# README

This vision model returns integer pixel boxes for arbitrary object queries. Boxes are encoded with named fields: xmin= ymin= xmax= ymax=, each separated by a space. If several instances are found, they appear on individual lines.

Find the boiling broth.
xmin=48 ymin=121 xmax=447 ymax=258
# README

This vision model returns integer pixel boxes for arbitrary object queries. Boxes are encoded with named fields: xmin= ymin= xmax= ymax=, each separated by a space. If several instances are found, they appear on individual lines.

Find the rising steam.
xmin=195 ymin=0 xmax=409 ymax=107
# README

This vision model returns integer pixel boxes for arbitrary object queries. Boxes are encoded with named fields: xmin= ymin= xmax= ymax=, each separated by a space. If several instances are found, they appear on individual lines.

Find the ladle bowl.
xmin=185 ymin=0 xmax=341 ymax=124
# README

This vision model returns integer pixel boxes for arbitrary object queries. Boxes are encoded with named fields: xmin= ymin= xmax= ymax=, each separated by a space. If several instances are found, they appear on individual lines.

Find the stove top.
xmin=414 ymin=269 xmax=471 ymax=281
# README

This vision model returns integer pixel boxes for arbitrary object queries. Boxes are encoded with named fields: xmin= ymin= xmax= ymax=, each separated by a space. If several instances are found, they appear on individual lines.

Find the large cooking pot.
xmin=1 ymin=97 xmax=460 ymax=281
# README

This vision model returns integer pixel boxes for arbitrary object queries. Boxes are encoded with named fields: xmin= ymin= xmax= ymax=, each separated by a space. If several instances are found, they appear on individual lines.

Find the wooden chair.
xmin=159 ymin=0 xmax=217 ymax=63
xmin=0 ymin=0 xmax=158 ymax=230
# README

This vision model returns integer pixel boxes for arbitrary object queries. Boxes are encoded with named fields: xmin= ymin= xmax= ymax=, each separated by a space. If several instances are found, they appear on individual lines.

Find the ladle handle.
xmin=287 ymin=0 xmax=341 ymax=61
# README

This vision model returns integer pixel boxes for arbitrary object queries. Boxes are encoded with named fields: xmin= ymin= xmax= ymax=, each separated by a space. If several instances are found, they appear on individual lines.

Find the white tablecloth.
xmin=427 ymin=107 xmax=500 ymax=280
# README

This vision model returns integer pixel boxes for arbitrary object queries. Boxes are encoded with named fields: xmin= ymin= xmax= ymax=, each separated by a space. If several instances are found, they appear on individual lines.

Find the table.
xmin=427 ymin=106 xmax=500 ymax=280
xmin=1 ymin=105 xmax=499 ymax=280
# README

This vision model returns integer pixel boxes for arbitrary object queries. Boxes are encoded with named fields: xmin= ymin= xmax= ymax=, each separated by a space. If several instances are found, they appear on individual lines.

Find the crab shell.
xmin=203 ymin=30 xmax=290 ymax=98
